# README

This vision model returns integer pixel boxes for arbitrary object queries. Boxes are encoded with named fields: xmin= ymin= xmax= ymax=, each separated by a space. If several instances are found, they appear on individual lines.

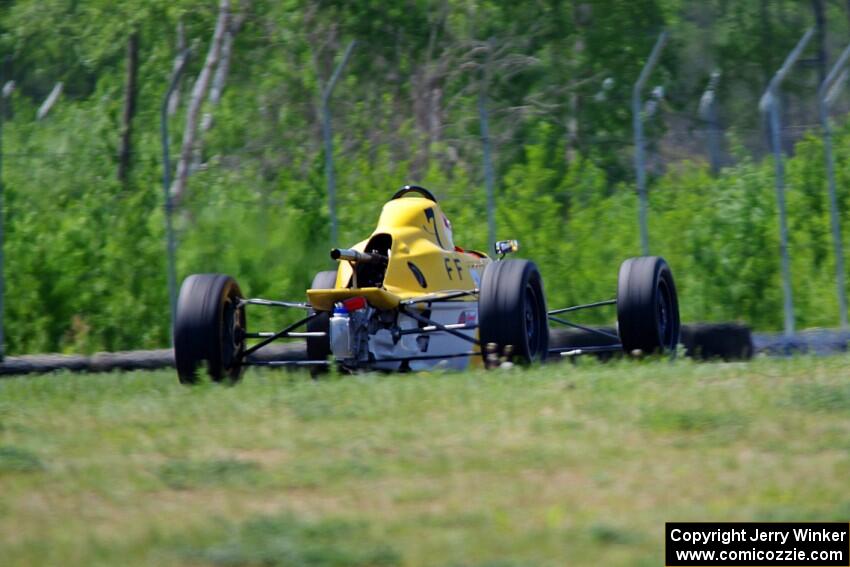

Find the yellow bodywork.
xmin=307 ymin=197 xmax=491 ymax=311
xmin=307 ymin=287 xmax=400 ymax=311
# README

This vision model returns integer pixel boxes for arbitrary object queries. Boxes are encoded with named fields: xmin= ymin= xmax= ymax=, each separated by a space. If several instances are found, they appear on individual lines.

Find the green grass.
xmin=1 ymin=356 xmax=849 ymax=566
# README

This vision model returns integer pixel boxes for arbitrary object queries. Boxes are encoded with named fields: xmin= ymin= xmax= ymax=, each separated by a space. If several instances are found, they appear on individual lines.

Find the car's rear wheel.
xmin=306 ymin=270 xmax=338 ymax=375
xmin=616 ymin=256 xmax=680 ymax=355
xmin=174 ymin=273 xmax=246 ymax=384
xmin=479 ymin=259 xmax=549 ymax=364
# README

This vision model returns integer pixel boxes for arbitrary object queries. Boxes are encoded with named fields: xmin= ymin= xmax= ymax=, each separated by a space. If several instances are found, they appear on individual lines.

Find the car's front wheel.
xmin=174 ymin=273 xmax=246 ymax=384
xmin=479 ymin=259 xmax=549 ymax=364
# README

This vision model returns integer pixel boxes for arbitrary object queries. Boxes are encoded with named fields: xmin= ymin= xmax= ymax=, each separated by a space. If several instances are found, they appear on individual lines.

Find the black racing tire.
xmin=616 ymin=256 xmax=680 ymax=355
xmin=306 ymin=270 xmax=338 ymax=372
xmin=174 ymin=273 xmax=246 ymax=385
xmin=479 ymin=259 xmax=549 ymax=364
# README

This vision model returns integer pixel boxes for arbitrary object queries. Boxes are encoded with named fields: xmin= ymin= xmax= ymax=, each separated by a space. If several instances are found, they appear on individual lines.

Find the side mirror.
xmin=494 ymin=239 xmax=519 ymax=258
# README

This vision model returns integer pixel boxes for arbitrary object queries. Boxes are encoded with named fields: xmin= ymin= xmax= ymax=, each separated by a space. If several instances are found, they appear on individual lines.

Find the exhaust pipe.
xmin=330 ymin=248 xmax=388 ymax=265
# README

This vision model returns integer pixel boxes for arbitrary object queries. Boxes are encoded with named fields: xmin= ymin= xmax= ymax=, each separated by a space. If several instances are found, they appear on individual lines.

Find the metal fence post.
xmin=322 ymin=40 xmax=356 ymax=247
xmin=699 ymin=70 xmax=722 ymax=175
xmin=161 ymin=49 xmax=190 ymax=345
xmin=819 ymin=41 xmax=850 ymax=332
xmin=632 ymin=31 xmax=667 ymax=256
xmin=759 ymin=27 xmax=814 ymax=339
xmin=479 ymin=38 xmax=496 ymax=248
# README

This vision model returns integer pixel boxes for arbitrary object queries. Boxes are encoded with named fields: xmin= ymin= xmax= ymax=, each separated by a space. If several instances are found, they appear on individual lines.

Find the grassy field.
xmin=1 ymin=357 xmax=849 ymax=566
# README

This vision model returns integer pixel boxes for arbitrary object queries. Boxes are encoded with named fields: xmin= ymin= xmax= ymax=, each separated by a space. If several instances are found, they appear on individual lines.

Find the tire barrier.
xmin=680 ymin=323 xmax=754 ymax=360
xmin=751 ymin=328 xmax=849 ymax=356
xmin=0 ymin=322 xmax=761 ymax=377
xmin=550 ymin=323 xmax=755 ymax=361
xmin=0 ymin=343 xmax=306 ymax=378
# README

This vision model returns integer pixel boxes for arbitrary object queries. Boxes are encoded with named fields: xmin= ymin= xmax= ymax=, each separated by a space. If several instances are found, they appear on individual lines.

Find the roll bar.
xmin=391 ymin=185 xmax=437 ymax=202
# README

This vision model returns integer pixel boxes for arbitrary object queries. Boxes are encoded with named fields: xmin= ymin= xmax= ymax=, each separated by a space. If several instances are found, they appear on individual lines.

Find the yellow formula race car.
xmin=173 ymin=185 xmax=680 ymax=383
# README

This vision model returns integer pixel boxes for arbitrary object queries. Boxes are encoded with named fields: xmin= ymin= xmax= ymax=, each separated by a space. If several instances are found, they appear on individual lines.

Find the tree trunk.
xmin=170 ymin=0 xmax=230 ymax=205
xmin=118 ymin=31 xmax=139 ymax=184
xmin=1 ymin=56 xmax=12 ymax=119
xmin=36 ymin=82 xmax=63 ymax=120
xmin=812 ymin=0 xmax=827 ymax=85
xmin=194 ymin=4 xmax=249 ymax=168
xmin=167 ymin=20 xmax=186 ymax=117
xmin=411 ymin=6 xmax=447 ymax=178
xmin=759 ymin=0 xmax=773 ymax=84
xmin=566 ymin=2 xmax=590 ymax=164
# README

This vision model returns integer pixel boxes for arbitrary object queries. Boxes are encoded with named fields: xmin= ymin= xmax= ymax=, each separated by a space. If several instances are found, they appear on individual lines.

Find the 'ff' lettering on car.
xmin=445 ymin=257 xmax=464 ymax=280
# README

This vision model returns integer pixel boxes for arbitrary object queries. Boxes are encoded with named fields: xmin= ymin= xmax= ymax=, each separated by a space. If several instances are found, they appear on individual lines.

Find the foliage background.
xmin=1 ymin=0 xmax=850 ymax=353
